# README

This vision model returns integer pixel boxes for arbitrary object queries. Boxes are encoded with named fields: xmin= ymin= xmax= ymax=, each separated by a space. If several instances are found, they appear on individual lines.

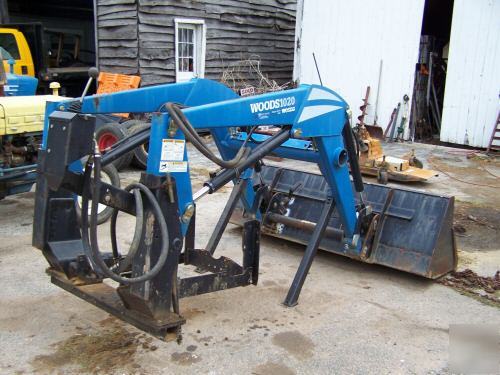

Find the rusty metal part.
xmin=266 ymin=212 xmax=344 ymax=242
xmin=360 ymin=213 xmax=379 ymax=260
xmin=164 ymin=173 xmax=175 ymax=203
xmin=49 ymin=269 xmax=184 ymax=341
xmin=359 ymin=164 xmax=438 ymax=183
xmin=357 ymin=86 xmax=370 ymax=128
xmin=383 ymin=106 xmax=398 ymax=138
xmin=364 ymin=124 xmax=384 ymax=139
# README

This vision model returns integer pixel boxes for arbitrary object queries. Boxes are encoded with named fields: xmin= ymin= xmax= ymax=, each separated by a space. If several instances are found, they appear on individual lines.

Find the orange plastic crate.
xmin=97 ymin=72 xmax=141 ymax=117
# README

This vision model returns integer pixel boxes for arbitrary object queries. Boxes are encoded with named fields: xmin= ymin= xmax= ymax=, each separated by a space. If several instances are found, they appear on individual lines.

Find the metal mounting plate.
xmin=49 ymin=270 xmax=185 ymax=341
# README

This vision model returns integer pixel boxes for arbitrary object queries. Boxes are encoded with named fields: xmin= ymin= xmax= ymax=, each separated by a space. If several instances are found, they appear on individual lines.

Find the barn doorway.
xmin=411 ymin=0 xmax=454 ymax=142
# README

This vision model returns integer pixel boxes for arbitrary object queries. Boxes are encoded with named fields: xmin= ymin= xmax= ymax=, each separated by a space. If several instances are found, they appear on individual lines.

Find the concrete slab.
xmin=0 ymin=140 xmax=498 ymax=374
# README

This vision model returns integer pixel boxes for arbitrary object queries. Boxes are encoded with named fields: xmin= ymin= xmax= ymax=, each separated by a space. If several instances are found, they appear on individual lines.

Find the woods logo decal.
xmin=250 ymin=96 xmax=296 ymax=114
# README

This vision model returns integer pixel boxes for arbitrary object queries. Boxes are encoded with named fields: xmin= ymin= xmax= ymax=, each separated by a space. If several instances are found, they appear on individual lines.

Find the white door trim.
xmin=174 ymin=18 xmax=206 ymax=82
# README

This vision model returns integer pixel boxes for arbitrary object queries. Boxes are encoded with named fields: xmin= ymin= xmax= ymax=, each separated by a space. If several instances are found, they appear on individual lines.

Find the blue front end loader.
xmin=32 ymin=75 xmax=456 ymax=341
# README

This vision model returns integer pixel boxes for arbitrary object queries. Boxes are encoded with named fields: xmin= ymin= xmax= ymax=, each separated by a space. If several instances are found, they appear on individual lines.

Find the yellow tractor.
xmin=0 ymin=76 xmax=119 ymax=223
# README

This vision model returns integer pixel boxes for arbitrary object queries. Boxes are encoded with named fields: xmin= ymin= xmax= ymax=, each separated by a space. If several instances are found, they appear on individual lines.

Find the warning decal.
xmin=161 ymin=139 xmax=185 ymax=161
xmin=159 ymin=161 xmax=188 ymax=173
xmin=159 ymin=139 xmax=187 ymax=173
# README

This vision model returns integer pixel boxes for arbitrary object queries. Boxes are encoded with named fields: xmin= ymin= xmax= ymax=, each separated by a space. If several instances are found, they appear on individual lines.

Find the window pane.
xmin=0 ymin=34 xmax=20 ymax=60
xmin=176 ymin=24 xmax=200 ymax=76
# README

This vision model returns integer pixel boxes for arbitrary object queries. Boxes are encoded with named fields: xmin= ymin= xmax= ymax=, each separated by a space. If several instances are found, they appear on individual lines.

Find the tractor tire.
xmin=122 ymin=119 xmax=145 ymax=131
xmin=75 ymin=163 xmax=121 ymax=225
xmin=95 ymin=123 xmax=133 ymax=171
xmin=127 ymin=121 xmax=150 ymax=170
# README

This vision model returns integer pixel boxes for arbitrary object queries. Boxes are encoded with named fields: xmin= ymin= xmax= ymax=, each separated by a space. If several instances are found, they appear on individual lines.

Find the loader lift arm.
xmin=33 ymin=77 xmax=455 ymax=341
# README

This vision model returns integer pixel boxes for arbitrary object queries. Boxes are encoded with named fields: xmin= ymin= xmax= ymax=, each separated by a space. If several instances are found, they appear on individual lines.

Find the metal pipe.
xmin=431 ymin=82 xmax=441 ymax=128
xmin=374 ymin=59 xmax=383 ymax=124
xmin=283 ymin=198 xmax=336 ymax=307
xmin=80 ymin=67 xmax=99 ymax=103
xmin=80 ymin=79 xmax=94 ymax=104
xmin=205 ymin=128 xmax=290 ymax=193
xmin=0 ymin=168 xmax=37 ymax=182
xmin=426 ymin=52 xmax=433 ymax=108
xmin=193 ymin=185 xmax=210 ymax=202
xmin=267 ymin=212 xmax=344 ymax=242
xmin=223 ymin=137 xmax=320 ymax=163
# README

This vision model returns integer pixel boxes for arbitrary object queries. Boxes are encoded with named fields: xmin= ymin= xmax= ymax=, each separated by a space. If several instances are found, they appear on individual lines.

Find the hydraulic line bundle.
xmin=33 ymin=75 xmax=456 ymax=341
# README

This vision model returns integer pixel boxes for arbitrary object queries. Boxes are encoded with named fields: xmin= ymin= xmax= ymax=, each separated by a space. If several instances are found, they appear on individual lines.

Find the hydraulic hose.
xmin=81 ymin=154 xmax=170 ymax=284
xmin=342 ymin=120 xmax=364 ymax=193
xmin=165 ymin=102 xmax=251 ymax=169
xmin=205 ymin=127 xmax=291 ymax=193
xmin=110 ymin=184 xmax=144 ymax=273
xmin=80 ymin=158 xmax=95 ymax=265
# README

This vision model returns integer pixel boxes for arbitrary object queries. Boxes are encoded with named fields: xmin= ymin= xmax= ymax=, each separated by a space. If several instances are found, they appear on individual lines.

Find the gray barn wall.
xmin=96 ymin=0 xmax=296 ymax=87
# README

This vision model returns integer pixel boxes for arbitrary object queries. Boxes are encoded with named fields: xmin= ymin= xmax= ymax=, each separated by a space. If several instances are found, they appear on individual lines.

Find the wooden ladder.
xmin=486 ymin=112 xmax=500 ymax=153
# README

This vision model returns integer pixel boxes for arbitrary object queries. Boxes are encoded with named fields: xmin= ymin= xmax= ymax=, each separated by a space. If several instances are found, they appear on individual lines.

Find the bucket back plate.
xmin=230 ymin=166 xmax=456 ymax=279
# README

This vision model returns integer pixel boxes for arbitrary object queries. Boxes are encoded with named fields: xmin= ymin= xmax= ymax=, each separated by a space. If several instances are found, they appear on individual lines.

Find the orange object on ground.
xmin=97 ymin=72 xmax=141 ymax=117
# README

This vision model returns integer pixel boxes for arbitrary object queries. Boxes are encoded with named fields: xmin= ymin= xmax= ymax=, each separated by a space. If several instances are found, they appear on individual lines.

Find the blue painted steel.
xmin=229 ymin=133 xmax=320 ymax=163
xmin=4 ymin=73 xmax=38 ymax=96
xmin=292 ymin=85 xmax=349 ymax=138
xmin=146 ymin=113 xmax=194 ymax=234
xmin=6 ymin=172 xmax=36 ymax=195
xmin=234 ymin=132 xmax=312 ymax=149
xmin=315 ymin=136 xmax=357 ymax=237
xmin=181 ymin=87 xmax=310 ymax=129
xmin=176 ymin=84 xmax=356 ymax=237
xmin=144 ymin=79 xmax=240 ymax=234
xmin=0 ymin=164 xmax=37 ymax=174
xmin=43 ymin=78 xmax=359 ymax=240
xmin=80 ymin=80 xmax=195 ymax=114
xmin=42 ymin=101 xmax=59 ymax=149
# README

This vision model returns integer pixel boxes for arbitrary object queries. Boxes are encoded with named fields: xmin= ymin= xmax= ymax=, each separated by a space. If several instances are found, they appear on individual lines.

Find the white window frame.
xmin=174 ymin=18 xmax=206 ymax=82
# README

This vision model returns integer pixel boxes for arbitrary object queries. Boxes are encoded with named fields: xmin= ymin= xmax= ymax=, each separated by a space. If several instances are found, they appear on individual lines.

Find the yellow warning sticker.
xmin=159 ymin=161 xmax=188 ymax=173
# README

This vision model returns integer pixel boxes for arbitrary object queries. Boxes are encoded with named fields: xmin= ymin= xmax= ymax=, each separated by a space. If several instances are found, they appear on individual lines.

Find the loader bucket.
xmin=364 ymin=124 xmax=384 ymax=140
xmin=230 ymin=166 xmax=456 ymax=279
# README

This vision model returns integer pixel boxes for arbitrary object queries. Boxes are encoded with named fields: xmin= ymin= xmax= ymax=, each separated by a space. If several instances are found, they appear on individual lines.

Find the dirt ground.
xmin=0 ymin=141 xmax=499 ymax=374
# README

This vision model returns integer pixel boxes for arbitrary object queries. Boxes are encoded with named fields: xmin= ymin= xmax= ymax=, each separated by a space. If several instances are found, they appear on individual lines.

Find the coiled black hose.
xmin=110 ymin=184 xmax=144 ymax=273
xmin=165 ymin=102 xmax=251 ymax=169
xmin=81 ymin=154 xmax=170 ymax=284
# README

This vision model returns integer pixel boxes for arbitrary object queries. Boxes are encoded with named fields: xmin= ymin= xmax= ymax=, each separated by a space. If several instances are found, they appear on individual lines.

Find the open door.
xmin=410 ymin=0 xmax=454 ymax=142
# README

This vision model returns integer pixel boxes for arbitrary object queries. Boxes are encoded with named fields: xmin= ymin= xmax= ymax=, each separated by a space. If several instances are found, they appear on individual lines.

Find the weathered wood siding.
xmin=96 ymin=0 xmax=296 ymax=86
